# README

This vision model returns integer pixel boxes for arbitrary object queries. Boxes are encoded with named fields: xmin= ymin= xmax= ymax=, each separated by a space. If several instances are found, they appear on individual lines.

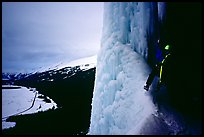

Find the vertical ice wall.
xmin=101 ymin=2 xmax=165 ymax=64
xmin=89 ymin=2 xmax=166 ymax=135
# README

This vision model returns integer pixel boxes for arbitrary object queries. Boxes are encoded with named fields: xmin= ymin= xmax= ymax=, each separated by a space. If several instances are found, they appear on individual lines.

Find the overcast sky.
xmin=2 ymin=2 xmax=103 ymax=73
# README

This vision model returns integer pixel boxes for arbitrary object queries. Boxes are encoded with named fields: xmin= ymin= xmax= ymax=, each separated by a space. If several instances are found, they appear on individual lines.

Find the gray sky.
xmin=2 ymin=2 xmax=103 ymax=73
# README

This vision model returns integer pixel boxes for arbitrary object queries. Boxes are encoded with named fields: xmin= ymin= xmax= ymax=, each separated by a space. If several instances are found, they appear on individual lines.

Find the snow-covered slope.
xmin=2 ymin=85 xmax=57 ymax=130
xmin=2 ymin=55 xmax=97 ymax=82
xmin=89 ymin=2 xmax=166 ymax=135
xmin=33 ymin=55 xmax=97 ymax=73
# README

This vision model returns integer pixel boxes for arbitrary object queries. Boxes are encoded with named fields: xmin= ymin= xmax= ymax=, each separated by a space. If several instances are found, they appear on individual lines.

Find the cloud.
xmin=2 ymin=2 xmax=103 ymax=73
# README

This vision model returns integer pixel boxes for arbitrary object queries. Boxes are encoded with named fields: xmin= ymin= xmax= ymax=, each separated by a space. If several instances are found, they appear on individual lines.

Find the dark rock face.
xmin=145 ymin=2 xmax=202 ymax=135
xmin=162 ymin=2 xmax=202 ymax=124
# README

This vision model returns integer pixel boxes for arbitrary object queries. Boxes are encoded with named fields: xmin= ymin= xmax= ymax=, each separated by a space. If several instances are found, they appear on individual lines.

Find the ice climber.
xmin=144 ymin=44 xmax=172 ymax=91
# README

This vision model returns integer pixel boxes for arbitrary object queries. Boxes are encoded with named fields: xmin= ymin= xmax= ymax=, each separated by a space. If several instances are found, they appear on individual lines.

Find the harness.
xmin=159 ymin=53 xmax=171 ymax=83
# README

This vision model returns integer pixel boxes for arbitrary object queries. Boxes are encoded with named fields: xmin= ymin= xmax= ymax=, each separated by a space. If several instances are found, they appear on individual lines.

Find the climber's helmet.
xmin=164 ymin=45 xmax=170 ymax=50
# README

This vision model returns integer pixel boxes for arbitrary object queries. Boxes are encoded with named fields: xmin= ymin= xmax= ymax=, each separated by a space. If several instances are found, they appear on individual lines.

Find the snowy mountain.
xmin=31 ymin=55 xmax=97 ymax=74
xmin=2 ymin=55 xmax=96 ymax=82
xmin=2 ymin=73 xmax=31 ymax=81
xmin=10 ymin=55 xmax=97 ymax=111
xmin=89 ymin=2 xmax=201 ymax=135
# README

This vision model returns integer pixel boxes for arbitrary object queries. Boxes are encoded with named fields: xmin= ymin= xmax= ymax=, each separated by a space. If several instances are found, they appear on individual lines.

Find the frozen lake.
xmin=2 ymin=85 xmax=58 ymax=130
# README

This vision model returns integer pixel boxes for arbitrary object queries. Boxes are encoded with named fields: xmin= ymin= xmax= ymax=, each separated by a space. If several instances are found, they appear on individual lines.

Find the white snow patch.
xmin=2 ymin=86 xmax=57 ymax=130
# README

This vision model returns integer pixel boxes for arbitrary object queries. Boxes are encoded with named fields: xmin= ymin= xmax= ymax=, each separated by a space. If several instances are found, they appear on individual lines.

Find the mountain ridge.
xmin=2 ymin=55 xmax=97 ymax=83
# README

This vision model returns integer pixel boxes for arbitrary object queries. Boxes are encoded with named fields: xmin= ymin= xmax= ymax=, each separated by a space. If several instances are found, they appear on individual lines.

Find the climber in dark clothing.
xmin=144 ymin=44 xmax=172 ymax=91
